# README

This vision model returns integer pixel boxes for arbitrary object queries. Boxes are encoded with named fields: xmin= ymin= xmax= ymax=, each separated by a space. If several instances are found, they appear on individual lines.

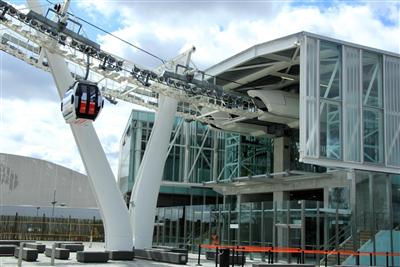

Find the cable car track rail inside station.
xmin=0 ymin=0 xmax=261 ymax=127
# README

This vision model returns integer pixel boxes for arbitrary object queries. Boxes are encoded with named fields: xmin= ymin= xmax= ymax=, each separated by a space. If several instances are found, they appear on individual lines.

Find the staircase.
xmin=321 ymin=227 xmax=372 ymax=266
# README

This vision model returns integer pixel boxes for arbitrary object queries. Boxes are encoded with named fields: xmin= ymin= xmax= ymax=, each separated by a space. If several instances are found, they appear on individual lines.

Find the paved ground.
xmin=0 ymin=242 xmax=260 ymax=267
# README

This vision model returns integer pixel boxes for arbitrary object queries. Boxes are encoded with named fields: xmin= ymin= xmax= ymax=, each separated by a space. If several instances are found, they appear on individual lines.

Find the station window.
xmin=362 ymin=51 xmax=384 ymax=164
xmin=319 ymin=41 xmax=342 ymax=160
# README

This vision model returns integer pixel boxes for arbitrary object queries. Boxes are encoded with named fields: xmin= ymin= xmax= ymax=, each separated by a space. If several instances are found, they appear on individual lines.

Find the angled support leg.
xmin=129 ymin=95 xmax=178 ymax=249
xmin=129 ymin=48 xmax=195 ymax=249
xmin=26 ymin=0 xmax=133 ymax=250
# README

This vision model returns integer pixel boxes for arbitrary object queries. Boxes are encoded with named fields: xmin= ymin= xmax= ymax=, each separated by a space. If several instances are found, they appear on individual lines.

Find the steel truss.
xmin=0 ymin=1 xmax=261 ymax=127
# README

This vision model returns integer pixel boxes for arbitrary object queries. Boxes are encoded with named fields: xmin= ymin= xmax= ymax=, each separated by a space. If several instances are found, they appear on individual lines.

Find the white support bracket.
xmin=129 ymin=48 xmax=195 ymax=249
xmin=27 ymin=0 xmax=133 ymax=250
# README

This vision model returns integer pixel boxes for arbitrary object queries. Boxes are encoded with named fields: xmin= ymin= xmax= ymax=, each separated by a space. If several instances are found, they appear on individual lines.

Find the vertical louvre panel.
xmin=304 ymin=37 xmax=319 ymax=158
xmin=343 ymin=47 xmax=361 ymax=162
xmin=385 ymin=56 xmax=400 ymax=167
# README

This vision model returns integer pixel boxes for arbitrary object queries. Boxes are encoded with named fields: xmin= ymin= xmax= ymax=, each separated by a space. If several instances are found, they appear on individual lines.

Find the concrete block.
xmin=162 ymin=251 xmax=188 ymax=264
xmin=24 ymin=242 xmax=45 ymax=253
xmin=76 ymin=251 xmax=109 ymax=263
xmin=0 ymin=240 xmax=31 ymax=246
xmin=0 ymin=245 xmax=16 ymax=256
xmin=134 ymin=249 xmax=153 ymax=260
xmin=134 ymin=248 xmax=187 ymax=264
xmin=45 ymin=247 xmax=70 ymax=260
xmin=108 ymin=250 xmax=135 ymax=260
xmin=54 ymin=242 xmax=82 ymax=248
xmin=14 ymin=247 xmax=38 ymax=261
xmin=252 ymin=264 xmax=314 ymax=267
xmin=60 ymin=243 xmax=84 ymax=252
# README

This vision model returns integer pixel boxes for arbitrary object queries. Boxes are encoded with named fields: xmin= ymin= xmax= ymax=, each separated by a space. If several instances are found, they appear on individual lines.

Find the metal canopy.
xmin=205 ymin=32 xmax=302 ymax=95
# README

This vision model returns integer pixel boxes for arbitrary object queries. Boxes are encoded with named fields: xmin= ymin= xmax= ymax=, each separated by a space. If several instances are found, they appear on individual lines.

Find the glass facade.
xmin=300 ymin=35 xmax=400 ymax=172
xmin=153 ymin=200 xmax=352 ymax=256
xmin=117 ymin=110 xmax=273 ymax=197
xmin=319 ymin=41 xmax=342 ymax=160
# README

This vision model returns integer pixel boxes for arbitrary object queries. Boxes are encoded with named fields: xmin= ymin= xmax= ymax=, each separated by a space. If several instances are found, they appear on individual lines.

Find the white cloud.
xmin=0 ymin=95 xmax=140 ymax=178
xmin=93 ymin=2 xmax=399 ymax=69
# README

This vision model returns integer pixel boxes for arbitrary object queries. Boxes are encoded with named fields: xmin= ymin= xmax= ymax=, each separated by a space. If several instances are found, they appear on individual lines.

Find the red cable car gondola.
xmin=61 ymin=81 xmax=104 ymax=124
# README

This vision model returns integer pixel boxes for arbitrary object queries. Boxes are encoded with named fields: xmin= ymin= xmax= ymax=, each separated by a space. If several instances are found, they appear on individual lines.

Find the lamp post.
xmin=51 ymin=190 xmax=57 ymax=218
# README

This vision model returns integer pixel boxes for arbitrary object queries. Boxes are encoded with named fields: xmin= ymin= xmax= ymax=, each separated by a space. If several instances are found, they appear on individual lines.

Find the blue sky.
xmin=1 ymin=0 xmax=399 ymax=177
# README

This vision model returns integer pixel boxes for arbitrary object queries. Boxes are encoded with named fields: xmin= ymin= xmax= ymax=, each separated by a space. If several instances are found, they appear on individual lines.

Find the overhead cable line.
xmin=43 ymin=0 xmax=281 ymax=91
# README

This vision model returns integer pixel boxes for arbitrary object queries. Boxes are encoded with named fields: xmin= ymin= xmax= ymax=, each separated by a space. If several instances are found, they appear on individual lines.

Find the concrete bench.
xmin=24 ymin=242 xmax=45 ymax=253
xmin=60 ymin=243 xmax=84 ymax=252
xmin=14 ymin=247 xmax=38 ymax=261
xmin=0 ymin=240 xmax=32 ymax=246
xmin=76 ymin=251 xmax=109 ymax=263
xmin=107 ymin=250 xmax=135 ymax=260
xmin=135 ymin=248 xmax=188 ymax=264
xmin=45 ymin=247 xmax=70 ymax=260
xmin=135 ymin=248 xmax=153 ymax=260
xmin=0 ymin=245 xmax=16 ymax=256
xmin=151 ymin=249 xmax=187 ymax=264
xmin=55 ymin=242 xmax=82 ymax=247
xmin=253 ymin=264 xmax=315 ymax=267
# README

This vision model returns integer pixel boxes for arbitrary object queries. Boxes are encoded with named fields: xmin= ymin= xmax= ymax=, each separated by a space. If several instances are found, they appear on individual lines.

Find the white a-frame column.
xmin=27 ymin=0 xmax=133 ymax=250
xmin=129 ymin=48 xmax=195 ymax=249
xmin=129 ymin=95 xmax=178 ymax=249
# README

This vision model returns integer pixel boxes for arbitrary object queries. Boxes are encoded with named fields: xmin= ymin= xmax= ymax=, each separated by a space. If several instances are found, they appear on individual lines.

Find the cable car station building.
xmin=118 ymin=32 xmax=399 ymax=265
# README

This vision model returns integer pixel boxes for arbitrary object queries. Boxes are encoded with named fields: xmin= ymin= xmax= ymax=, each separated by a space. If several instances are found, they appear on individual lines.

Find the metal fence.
xmin=0 ymin=213 xmax=104 ymax=242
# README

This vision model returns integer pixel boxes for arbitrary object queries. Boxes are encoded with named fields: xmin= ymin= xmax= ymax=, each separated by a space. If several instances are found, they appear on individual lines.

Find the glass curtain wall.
xmin=153 ymin=200 xmax=351 ymax=260
xmin=223 ymin=134 xmax=272 ymax=180
xmin=118 ymin=110 xmax=273 ymax=195
xmin=301 ymin=35 xmax=400 ymax=172
xmin=362 ymin=52 xmax=384 ymax=164
xmin=319 ymin=41 xmax=342 ymax=160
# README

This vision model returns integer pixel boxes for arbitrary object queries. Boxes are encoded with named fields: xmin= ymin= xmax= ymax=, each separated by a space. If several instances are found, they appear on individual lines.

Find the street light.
xmin=51 ymin=190 xmax=57 ymax=217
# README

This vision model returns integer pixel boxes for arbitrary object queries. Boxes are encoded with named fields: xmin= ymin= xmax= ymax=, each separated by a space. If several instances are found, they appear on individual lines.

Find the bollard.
xmin=271 ymin=246 xmax=274 ymax=264
xmin=324 ymin=251 xmax=328 ymax=267
xmin=337 ymin=252 xmax=341 ymax=265
xmin=236 ymin=246 xmax=239 ymax=266
xmin=297 ymin=250 xmax=300 ymax=264
xmin=196 ymin=244 xmax=202 ymax=266
xmin=215 ymin=247 xmax=218 ymax=267
xmin=386 ymin=252 xmax=389 ymax=267
xmin=302 ymin=250 xmax=305 ymax=264
xmin=231 ymin=248 xmax=235 ymax=267
xmin=17 ymin=242 xmax=24 ymax=267
xmin=241 ymin=251 xmax=244 ymax=267
xmin=355 ymin=252 xmax=360 ymax=266
xmin=51 ymin=243 xmax=56 ymax=265
xmin=370 ymin=253 xmax=373 ymax=266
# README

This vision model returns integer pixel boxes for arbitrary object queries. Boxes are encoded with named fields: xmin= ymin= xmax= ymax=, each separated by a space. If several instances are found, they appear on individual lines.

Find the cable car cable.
xmin=42 ymin=0 xmax=263 ymax=91
xmin=8 ymin=1 xmax=255 ymax=107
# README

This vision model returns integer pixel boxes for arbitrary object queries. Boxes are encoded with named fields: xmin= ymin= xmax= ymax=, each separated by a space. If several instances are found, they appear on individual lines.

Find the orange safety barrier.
xmin=200 ymin=244 xmax=400 ymax=257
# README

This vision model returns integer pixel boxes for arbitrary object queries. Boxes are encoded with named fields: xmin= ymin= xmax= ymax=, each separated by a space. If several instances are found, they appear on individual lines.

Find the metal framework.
xmin=0 ymin=0 xmax=260 ymax=129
